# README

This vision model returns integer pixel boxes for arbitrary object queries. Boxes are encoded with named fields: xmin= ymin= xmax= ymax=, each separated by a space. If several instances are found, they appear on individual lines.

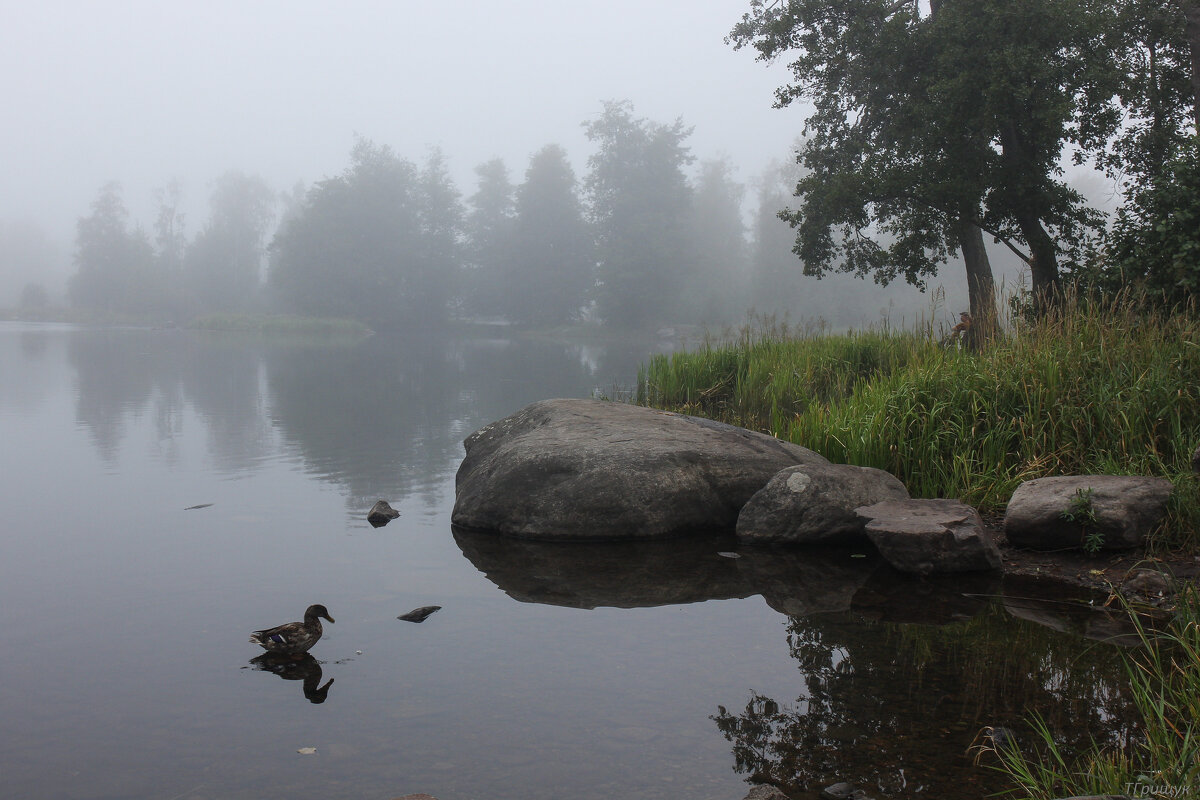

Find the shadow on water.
xmin=454 ymin=528 xmax=1149 ymax=799
xmin=248 ymin=653 xmax=335 ymax=704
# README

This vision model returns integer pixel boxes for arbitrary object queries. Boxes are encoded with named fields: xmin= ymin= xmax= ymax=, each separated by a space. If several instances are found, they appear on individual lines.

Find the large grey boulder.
xmin=452 ymin=398 xmax=828 ymax=539
xmin=736 ymin=463 xmax=910 ymax=544
xmin=1004 ymin=475 xmax=1174 ymax=551
xmin=855 ymin=499 xmax=1003 ymax=575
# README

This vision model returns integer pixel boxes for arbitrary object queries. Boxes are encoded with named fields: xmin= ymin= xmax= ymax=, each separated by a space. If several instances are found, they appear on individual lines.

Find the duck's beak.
xmin=324 ymin=613 xmax=335 ymax=623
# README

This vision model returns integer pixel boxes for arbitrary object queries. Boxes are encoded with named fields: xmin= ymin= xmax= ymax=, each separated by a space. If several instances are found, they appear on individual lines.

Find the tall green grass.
xmin=983 ymin=587 xmax=1200 ymax=798
xmin=638 ymin=297 xmax=1200 ymax=546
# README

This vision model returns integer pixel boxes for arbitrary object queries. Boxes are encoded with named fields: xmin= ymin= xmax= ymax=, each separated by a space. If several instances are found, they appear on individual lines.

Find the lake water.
xmin=0 ymin=321 xmax=1139 ymax=800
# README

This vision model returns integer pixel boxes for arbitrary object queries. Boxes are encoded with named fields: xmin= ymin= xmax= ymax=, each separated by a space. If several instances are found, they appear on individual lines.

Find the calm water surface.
xmin=0 ymin=322 xmax=1138 ymax=799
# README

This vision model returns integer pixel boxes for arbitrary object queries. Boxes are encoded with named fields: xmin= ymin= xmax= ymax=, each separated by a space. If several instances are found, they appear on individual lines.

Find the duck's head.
xmin=304 ymin=604 xmax=335 ymax=624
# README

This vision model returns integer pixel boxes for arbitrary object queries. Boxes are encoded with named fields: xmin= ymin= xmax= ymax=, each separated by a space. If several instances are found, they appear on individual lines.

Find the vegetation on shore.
xmin=983 ymin=587 xmax=1200 ymax=799
xmin=638 ymin=294 xmax=1200 ymax=549
xmin=188 ymin=312 xmax=371 ymax=338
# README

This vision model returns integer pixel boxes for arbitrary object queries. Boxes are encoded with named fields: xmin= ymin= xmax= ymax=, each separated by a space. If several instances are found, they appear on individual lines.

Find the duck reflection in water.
xmin=249 ymin=653 xmax=335 ymax=704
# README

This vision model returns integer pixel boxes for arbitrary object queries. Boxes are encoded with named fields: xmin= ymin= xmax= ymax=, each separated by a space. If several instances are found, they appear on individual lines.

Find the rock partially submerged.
xmin=397 ymin=605 xmax=441 ymax=623
xmin=367 ymin=500 xmax=401 ymax=528
xmin=1004 ymin=475 xmax=1174 ymax=551
xmin=855 ymin=499 xmax=1003 ymax=575
xmin=736 ymin=463 xmax=909 ymax=544
xmin=452 ymin=398 xmax=827 ymax=539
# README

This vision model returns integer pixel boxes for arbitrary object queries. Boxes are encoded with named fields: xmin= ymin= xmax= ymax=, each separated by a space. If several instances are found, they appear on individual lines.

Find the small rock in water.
xmin=717 ymin=551 xmax=740 ymax=559
xmin=397 ymin=605 xmax=441 ymax=623
xmin=744 ymin=786 xmax=789 ymax=800
xmin=367 ymin=500 xmax=401 ymax=528
xmin=821 ymin=783 xmax=872 ymax=800
xmin=184 ymin=503 xmax=214 ymax=511
xmin=297 ymin=746 xmax=317 ymax=755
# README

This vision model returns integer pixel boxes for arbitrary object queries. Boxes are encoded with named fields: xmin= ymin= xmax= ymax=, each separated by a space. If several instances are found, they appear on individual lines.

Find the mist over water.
xmin=0 ymin=322 xmax=1140 ymax=799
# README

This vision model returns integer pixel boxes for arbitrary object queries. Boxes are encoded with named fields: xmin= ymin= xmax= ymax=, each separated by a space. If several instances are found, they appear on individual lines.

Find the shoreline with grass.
xmin=637 ymin=297 xmax=1199 ymax=553
xmin=637 ymin=296 xmax=1200 ymax=799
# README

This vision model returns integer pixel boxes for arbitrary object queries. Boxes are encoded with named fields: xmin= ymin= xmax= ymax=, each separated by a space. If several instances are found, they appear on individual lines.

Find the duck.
xmin=249 ymin=604 xmax=334 ymax=655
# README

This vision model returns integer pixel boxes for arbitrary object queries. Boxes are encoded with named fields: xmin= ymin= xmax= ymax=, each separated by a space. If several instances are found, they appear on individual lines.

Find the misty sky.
xmin=3 ymin=0 xmax=799 ymax=252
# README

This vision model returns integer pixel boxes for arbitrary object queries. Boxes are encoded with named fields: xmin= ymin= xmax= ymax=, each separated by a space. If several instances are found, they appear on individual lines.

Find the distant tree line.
xmin=69 ymin=100 xmax=851 ymax=331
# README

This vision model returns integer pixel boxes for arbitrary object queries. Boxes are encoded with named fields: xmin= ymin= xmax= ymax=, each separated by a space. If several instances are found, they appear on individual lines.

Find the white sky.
xmin=2 ymin=0 xmax=802 ymax=250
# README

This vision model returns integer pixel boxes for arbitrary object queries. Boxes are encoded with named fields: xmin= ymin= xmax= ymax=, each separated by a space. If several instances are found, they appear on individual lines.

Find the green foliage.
xmin=1107 ymin=138 xmax=1200 ymax=303
xmin=1061 ymin=487 xmax=1103 ymax=553
xmin=728 ymin=0 xmax=1118 ymax=307
xmin=639 ymin=296 xmax=1200 ymax=546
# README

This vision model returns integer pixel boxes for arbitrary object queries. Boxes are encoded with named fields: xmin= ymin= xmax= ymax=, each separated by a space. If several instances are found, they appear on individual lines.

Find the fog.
xmin=1 ymin=0 xmax=992 ymax=324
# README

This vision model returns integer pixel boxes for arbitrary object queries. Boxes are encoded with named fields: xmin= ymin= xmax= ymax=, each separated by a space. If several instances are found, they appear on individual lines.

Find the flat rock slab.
xmin=736 ymin=463 xmax=910 ymax=544
xmin=452 ymin=398 xmax=827 ymax=539
xmin=1004 ymin=475 xmax=1174 ymax=551
xmin=856 ymin=499 xmax=1002 ymax=575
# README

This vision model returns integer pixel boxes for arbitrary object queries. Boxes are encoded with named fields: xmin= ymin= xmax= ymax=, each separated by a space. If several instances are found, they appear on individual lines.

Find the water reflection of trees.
xmin=713 ymin=606 xmax=1135 ymax=799
xmin=65 ymin=326 xmax=657 ymax=509
xmin=69 ymin=330 xmax=272 ymax=467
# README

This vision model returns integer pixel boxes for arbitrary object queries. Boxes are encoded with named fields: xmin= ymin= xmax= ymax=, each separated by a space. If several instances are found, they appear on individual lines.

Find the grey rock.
xmin=855 ymin=499 xmax=1003 ymax=575
xmin=452 ymin=398 xmax=827 ymax=539
xmin=821 ymin=783 xmax=873 ymax=800
xmin=745 ymin=786 xmax=790 ymax=800
xmin=1004 ymin=475 xmax=1174 ymax=550
xmin=397 ymin=605 xmax=441 ymax=623
xmin=1122 ymin=567 xmax=1173 ymax=597
xmin=367 ymin=499 xmax=400 ymax=528
xmin=736 ymin=463 xmax=909 ymax=544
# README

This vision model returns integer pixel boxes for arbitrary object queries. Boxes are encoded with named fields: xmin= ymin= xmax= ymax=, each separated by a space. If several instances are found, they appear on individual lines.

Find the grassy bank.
xmin=638 ymin=298 xmax=1200 ymax=548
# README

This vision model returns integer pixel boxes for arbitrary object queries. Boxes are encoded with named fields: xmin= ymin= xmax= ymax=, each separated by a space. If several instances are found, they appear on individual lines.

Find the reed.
xmin=638 ymin=295 xmax=1200 ymax=546
xmin=983 ymin=586 xmax=1200 ymax=798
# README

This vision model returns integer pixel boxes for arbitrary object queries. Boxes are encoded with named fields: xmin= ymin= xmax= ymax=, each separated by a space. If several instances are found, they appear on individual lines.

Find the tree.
xmin=583 ymin=100 xmax=695 ymax=328
xmin=1107 ymin=136 xmax=1200 ymax=301
xmin=69 ymin=181 xmax=159 ymax=314
xmin=270 ymin=139 xmax=459 ymax=330
xmin=463 ymin=158 xmax=516 ymax=318
xmin=151 ymin=179 xmax=188 ymax=316
xmin=729 ymin=0 xmax=1119 ymax=320
xmin=506 ymin=144 xmax=595 ymax=325
xmin=414 ymin=148 xmax=464 ymax=327
xmin=185 ymin=171 xmax=274 ymax=313
xmin=683 ymin=158 xmax=749 ymax=323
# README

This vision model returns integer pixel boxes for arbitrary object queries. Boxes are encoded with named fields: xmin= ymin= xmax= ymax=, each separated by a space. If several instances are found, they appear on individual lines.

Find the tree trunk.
xmin=996 ymin=119 xmax=1061 ymax=314
xmin=1185 ymin=0 xmax=1200 ymax=131
xmin=956 ymin=221 xmax=997 ymax=347
xmin=1017 ymin=213 xmax=1062 ymax=313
